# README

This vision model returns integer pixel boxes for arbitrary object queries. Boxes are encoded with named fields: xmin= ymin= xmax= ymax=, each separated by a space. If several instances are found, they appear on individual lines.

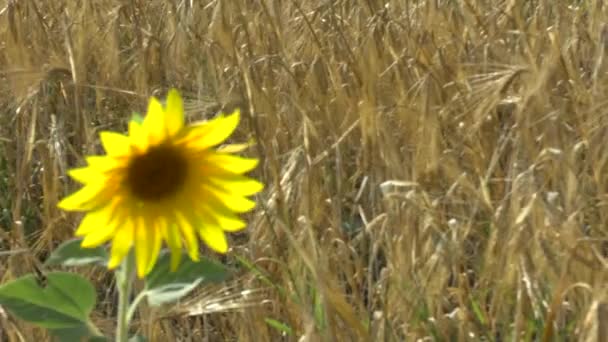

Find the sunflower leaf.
xmin=45 ymin=238 xmax=108 ymax=267
xmin=0 ymin=272 xmax=97 ymax=331
xmin=52 ymin=325 xmax=107 ymax=342
xmin=143 ymin=252 xmax=230 ymax=306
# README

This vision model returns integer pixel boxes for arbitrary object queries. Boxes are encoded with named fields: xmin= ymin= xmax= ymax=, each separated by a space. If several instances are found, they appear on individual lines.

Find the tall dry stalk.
xmin=0 ymin=0 xmax=608 ymax=340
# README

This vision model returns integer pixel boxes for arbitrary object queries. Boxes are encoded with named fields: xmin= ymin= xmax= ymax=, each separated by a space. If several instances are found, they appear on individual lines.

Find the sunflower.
xmin=58 ymin=89 xmax=263 ymax=277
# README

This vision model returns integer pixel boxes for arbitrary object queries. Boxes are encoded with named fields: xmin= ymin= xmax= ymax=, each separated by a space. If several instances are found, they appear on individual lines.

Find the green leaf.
xmin=52 ymin=325 xmax=106 ymax=342
xmin=45 ymin=238 xmax=108 ymax=267
xmin=144 ymin=252 xmax=230 ymax=306
xmin=0 ymin=272 xmax=96 ymax=329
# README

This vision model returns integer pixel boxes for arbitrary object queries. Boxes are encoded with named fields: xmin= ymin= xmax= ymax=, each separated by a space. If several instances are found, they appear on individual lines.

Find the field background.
xmin=1 ymin=0 xmax=608 ymax=341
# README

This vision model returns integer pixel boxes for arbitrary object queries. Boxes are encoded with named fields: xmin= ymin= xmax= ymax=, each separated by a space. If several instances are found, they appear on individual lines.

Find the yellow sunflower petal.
xmin=86 ymin=156 xmax=106 ymax=166
xmin=68 ymin=167 xmax=101 ymax=184
xmin=165 ymin=89 xmax=184 ymax=137
xmin=107 ymin=221 xmax=135 ymax=270
xmin=203 ymin=205 xmax=247 ymax=232
xmin=58 ymin=182 xmax=109 ymax=211
xmin=203 ymin=153 xmax=259 ymax=174
xmin=176 ymin=212 xmax=200 ymax=262
xmin=135 ymin=217 xmax=152 ymax=278
xmin=75 ymin=212 xmax=103 ymax=237
xmin=178 ymin=110 xmax=240 ymax=150
xmin=129 ymin=120 xmax=148 ymax=151
xmin=198 ymin=225 xmax=228 ymax=253
xmin=75 ymin=198 xmax=120 ymax=236
xmin=143 ymin=96 xmax=167 ymax=144
xmin=86 ymin=156 xmax=126 ymax=172
xmin=147 ymin=220 xmax=163 ymax=275
xmin=162 ymin=219 xmax=183 ymax=271
xmin=100 ymin=131 xmax=131 ymax=156
xmin=80 ymin=219 xmax=118 ymax=248
xmin=209 ymin=175 xmax=264 ymax=196
xmin=190 ymin=194 xmax=248 ymax=232
xmin=203 ymin=185 xmax=256 ymax=213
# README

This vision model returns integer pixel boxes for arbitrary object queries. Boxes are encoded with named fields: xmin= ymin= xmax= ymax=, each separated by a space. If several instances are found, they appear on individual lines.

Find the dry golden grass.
xmin=1 ymin=0 xmax=608 ymax=340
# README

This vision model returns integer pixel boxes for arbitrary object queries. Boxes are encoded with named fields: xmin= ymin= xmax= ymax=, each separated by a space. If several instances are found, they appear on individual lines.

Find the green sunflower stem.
xmin=116 ymin=250 xmax=136 ymax=342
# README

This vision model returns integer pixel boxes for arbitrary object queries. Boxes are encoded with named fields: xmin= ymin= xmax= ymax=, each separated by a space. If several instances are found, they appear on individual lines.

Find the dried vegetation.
xmin=1 ymin=0 xmax=608 ymax=340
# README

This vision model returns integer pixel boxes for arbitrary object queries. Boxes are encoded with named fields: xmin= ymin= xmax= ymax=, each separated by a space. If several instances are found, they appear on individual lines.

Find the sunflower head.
xmin=59 ymin=89 xmax=263 ymax=277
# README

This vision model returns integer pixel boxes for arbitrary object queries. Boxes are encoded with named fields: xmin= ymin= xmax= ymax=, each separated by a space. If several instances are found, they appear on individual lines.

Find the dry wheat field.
xmin=1 ymin=0 xmax=608 ymax=341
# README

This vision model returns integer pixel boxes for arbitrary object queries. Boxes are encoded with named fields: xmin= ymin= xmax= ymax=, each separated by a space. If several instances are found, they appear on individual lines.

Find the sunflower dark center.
xmin=127 ymin=145 xmax=188 ymax=201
